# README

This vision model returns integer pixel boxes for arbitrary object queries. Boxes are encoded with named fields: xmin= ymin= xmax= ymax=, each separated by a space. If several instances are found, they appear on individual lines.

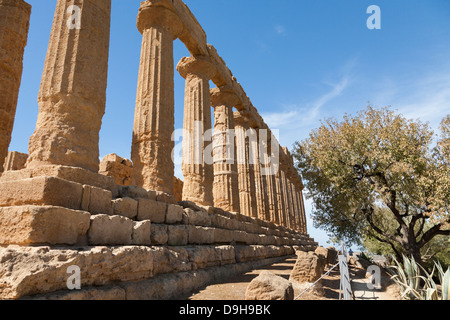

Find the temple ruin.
xmin=0 ymin=0 xmax=316 ymax=300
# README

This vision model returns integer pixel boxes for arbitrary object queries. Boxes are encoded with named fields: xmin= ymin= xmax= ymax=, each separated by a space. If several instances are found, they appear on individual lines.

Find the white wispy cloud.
xmin=370 ymin=66 xmax=450 ymax=131
xmin=261 ymin=71 xmax=352 ymax=148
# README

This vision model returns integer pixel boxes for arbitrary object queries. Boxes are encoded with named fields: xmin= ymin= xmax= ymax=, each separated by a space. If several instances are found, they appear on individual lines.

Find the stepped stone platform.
xmin=0 ymin=165 xmax=316 ymax=300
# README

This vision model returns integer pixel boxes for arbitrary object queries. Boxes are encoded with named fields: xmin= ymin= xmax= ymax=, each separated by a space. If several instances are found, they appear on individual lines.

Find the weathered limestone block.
xmin=35 ymin=286 xmax=126 ymax=301
xmin=3 ymin=151 xmax=28 ymax=172
xmin=27 ymin=0 xmax=111 ymax=172
xmin=156 ymin=191 xmax=177 ymax=204
xmin=289 ymin=251 xmax=326 ymax=284
xmin=216 ymin=245 xmax=236 ymax=265
xmin=212 ymin=228 xmax=234 ymax=244
xmin=235 ymin=245 xmax=259 ymax=263
xmin=245 ymin=271 xmax=294 ymax=300
xmin=167 ymin=225 xmax=188 ymax=246
xmin=81 ymin=185 xmax=112 ymax=215
xmin=0 ymin=165 xmax=119 ymax=197
xmin=326 ymin=247 xmax=338 ymax=265
xmin=0 ymin=245 xmax=154 ymax=299
xmin=122 ymin=273 xmax=182 ymax=300
xmin=87 ymin=214 xmax=133 ymax=245
xmin=0 ymin=205 xmax=90 ymax=245
xmin=137 ymin=198 xmax=167 ymax=223
xmin=187 ymin=226 xmax=214 ymax=244
xmin=211 ymin=214 xmax=233 ymax=230
xmin=166 ymin=204 xmax=184 ymax=224
xmin=112 ymin=197 xmax=138 ymax=219
xmin=132 ymin=2 xmax=184 ymax=194
xmin=132 ymin=220 xmax=151 ymax=245
xmin=0 ymin=0 xmax=31 ymax=173
xmin=118 ymin=185 xmax=156 ymax=200
xmin=315 ymin=246 xmax=329 ymax=262
xmin=150 ymin=224 xmax=168 ymax=245
xmin=151 ymin=246 xmax=191 ymax=276
xmin=0 ymin=176 xmax=83 ymax=210
xmin=182 ymin=208 xmax=211 ymax=227
xmin=178 ymin=56 xmax=216 ymax=206
xmin=99 ymin=153 xmax=133 ymax=186
xmin=184 ymin=246 xmax=221 ymax=270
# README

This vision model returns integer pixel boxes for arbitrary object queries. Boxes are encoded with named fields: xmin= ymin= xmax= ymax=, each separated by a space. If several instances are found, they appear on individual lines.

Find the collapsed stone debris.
xmin=0 ymin=0 xmax=317 ymax=300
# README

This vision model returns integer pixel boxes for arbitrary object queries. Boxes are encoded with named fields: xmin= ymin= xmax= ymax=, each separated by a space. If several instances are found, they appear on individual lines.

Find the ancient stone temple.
xmin=0 ymin=0 xmax=316 ymax=300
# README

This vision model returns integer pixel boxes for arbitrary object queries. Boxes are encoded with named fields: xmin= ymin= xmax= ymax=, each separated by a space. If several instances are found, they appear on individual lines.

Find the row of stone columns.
xmin=0 ymin=0 xmax=307 ymax=232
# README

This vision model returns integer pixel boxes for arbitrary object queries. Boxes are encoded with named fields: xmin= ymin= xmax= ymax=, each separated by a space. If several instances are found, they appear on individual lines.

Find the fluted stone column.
xmin=289 ymin=180 xmax=299 ymax=230
xmin=274 ymin=169 xmax=286 ymax=226
xmin=0 ymin=0 xmax=31 ymax=173
xmin=280 ymin=169 xmax=292 ymax=228
xmin=211 ymin=87 xmax=240 ymax=212
xmin=287 ymin=177 xmax=296 ymax=230
xmin=253 ymin=130 xmax=270 ymax=221
xmin=261 ymin=135 xmax=279 ymax=224
xmin=295 ymin=186 xmax=305 ymax=233
xmin=298 ymin=188 xmax=307 ymax=233
xmin=131 ymin=3 xmax=184 ymax=193
xmin=27 ymin=0 xmax=111 ymax=172
xmin=177 ymin=56 xmax=215 ymax=206
xmin=234 ymin=113 xmax=257 ymax=217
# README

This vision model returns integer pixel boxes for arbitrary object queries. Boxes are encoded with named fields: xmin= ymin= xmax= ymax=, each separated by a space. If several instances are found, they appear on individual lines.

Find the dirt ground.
xmin=181 ymin=256 xmax=401 ymax=300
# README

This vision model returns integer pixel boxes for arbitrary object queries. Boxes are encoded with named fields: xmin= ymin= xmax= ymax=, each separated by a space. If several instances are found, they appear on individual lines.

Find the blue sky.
xmin=10 ymin=0 xmax=450 ymax=249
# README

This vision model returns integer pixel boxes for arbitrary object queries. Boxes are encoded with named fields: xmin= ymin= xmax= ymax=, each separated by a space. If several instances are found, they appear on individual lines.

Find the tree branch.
xmin=418 ymin=224 xmax=450 ymax=249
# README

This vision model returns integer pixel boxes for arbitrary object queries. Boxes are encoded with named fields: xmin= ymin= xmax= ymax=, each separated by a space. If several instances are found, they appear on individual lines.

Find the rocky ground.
xmin=180 ymin=255 xmax=401 ymax=300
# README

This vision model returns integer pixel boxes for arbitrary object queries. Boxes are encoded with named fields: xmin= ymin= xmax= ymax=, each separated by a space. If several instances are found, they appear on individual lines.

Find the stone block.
xmin=112 ymin=197 xmax=138 ymax=219
xmin=185 ymin=246 xmax=221 ymax=270
xmin=166 ymin=204 xmax=184 ymax=224
xmin=99 ymin=153 xmax=133 ymax=186
xmin=213 ymin=228 xmax=233 ymax=244
xmin=0 ymin=205 xmax=90 ymax=245
xmin=289 ymin=251 xmax=326 ymax=284
xmin=0 ymin=176 xmax=83 ymax=210
xmin=118 ymin=185 xmax=156 ymax=200
xmin=235 ymin=245 xmax=258 ymax=263
xmin=137 ymin=198 xmax=166 ymax=223
xmin=188 ymin=226 xmax=214 ymax=244
xmin=183 ymin=208 xmax=211 ymax=227
xmin=245 ymin=271 xmax=294 ymax=300
xmin=155 ymin=191 xmax=177 ymax=204
xmin=88 ymin=214 xmax=133 ymax=245
xmin=132 ymin=220 xmax=151 ymax=245
xmin=0 ymin=165 xmax=119 ymax=197
xmin=0 ymin=245 xmax=153 ymax=299
xmin=3 ymin=151 xmax=28 ymax=172
xmin=81 ymin=185 xmax=112 ymax=215
xmin=150 ymin=224 xmax=168 ymax=245
xmin=151 ymin=246 xmax=191 ymax=276
xmin=211 ymin=214 xmax=233 ymax=230
xmin=167 ymin=225 xmax=188 ymax=246
xmin=215 ymin=245 xmax=236 ymax=265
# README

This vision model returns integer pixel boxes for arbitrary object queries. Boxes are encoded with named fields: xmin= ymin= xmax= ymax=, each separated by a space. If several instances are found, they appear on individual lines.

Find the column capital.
xmin=137 ymin=3 xmax=183 ymax=38
xmin=234 ymin=112 xmax=253 ymax=129
xmin=210 ymin=86 xmax=240 ymax=108
xmin=177 ymin=55 xmax=216 ymax=79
